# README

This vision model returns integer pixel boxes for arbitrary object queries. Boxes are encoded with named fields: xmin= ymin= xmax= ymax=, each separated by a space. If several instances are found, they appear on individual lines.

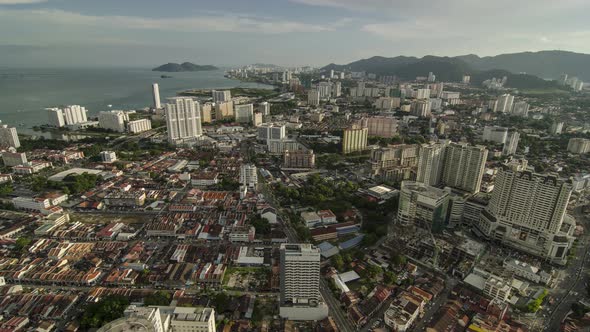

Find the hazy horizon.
xmin=1 ymin=0 xmax=590 ymax=67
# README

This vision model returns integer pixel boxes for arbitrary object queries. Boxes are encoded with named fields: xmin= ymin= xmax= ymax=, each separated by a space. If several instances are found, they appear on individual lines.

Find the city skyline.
xmin=1 ymin=0 xmax=590 ymax=67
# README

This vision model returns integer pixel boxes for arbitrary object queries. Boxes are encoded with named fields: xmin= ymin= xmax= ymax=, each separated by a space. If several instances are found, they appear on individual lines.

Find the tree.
xmin=144 ymin=291 xmax=171 ymax=306
xmin=80 ymin=295 xmax=130 ymax=329
xmin=384 ymin=271 xmax=397 ymax=285
xmin=364 ymin=264 xmax=382 ymax=278
xmin=0 ymin=183 xmax=13 ymax=197
xmin=391 ymin=253 xmax=407 ymax=266
xmin=251 ymin=216 xmax=271 ymax=235
xmin=14 ymin=237 xmax=31 ymax=251
xmin=331 ymin=254 xmax=344 ymax=271
xmin=212 ymin=292 xmax=230 ymax=313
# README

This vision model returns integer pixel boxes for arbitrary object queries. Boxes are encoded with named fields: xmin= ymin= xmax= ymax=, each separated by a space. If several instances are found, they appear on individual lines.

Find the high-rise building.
xmin=284 ymin=149 xmax=315 ymax=169
xmin=0 ymin=124 xmax=20 ymax=148
xmin=493 ymin=94 xmax=514 ymax=113
xmin=511 ymin=101 xmax=529 ymax=117
xmin=259 ymin=102 xmax=271 ymax=116
xmin=567 ymin=138 xmax=590 ymax=154
xmin=427 ymin=72 xmax=436 ymax=82
xmin=100 ymin=151 xmax=117 ymax=163
xmin=165 ymin=97 xmax=202 ymax=145
xmin=442 ymin=143 xmax=488 ymax=193
xmin=47 ymin=105 xmax=88 ymax=127
xmin=46 ymin=108 xmax=65 ymax=127
xmin=240 ymin=164 xmax=257 ymax=188
xmin=279 ymin=243 xmax=328 ymax=321
xmin=370 ymin=144 xmax=419 ymax=182
xmin=416 ymin=142 xmax=447 ymax=186
xmin=332 ymin=81 xmax=342 ymax=97
xmin=397 ymin=181 xmax=449 ymax=232
xmin=502 ymin=131 xmax=519 ymax=156
xmin=362 ymin=116 xmax=399 ymax=138
xmin=342 ymin=125 xmax=368 ymax=154
xmin=152 ymin=83 xmax=161 ymax=109
xmin=257 ymin=123 xmax=286 ymax=142
xmin=478 ymin=168 xmax=575 ymax=265
xmin=462 ymin=75 xmax=471 ymax=84
xmin=411 ymin=99 xmax=431 ymax=117
xmin=215 ymin=101 xmax=234 ymax=120
xmin=2 ymin=151 xmax=27 ymax=167
xmin=98 ymin=110 xmax=129 ymax=132
xmin=550 ymin=122 xmax=564 ymax=135
xmin=200 ymin=102 xmax=213 ymax=123
xmin=308 ymin=90 xmax=320 ymax=106
xmin=482 ymin=126 xmax=509 ymax=144
xmin=253 ymin=112 xmax=263 ymax=127
xmin=317 ymin=82 xmax=332 ymax=99
xmin=212 ymin=90 xmax=231 ymax=103
xmin=416 ymin=88 xmax=430 ymax=99
xmin=234 ymin=104 xmax=254 ymax=123
xmin=127 ymin=119 xmax=152 ymax=134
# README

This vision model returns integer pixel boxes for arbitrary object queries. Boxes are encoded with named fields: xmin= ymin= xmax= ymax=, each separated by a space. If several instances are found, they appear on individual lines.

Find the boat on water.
xmin=107 ymin=104 xmax=113 ymax=108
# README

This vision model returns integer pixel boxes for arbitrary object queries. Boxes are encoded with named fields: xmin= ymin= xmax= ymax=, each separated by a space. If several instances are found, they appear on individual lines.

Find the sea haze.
xmin=0 ymin=67 xmax=271 ymax=133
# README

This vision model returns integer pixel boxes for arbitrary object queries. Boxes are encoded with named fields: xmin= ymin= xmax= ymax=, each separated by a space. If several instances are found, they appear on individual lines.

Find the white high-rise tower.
xmin=165 ymin=97 xmax=202 ymax=145
xmin=152 ymin=83 xmax=161 ymax=109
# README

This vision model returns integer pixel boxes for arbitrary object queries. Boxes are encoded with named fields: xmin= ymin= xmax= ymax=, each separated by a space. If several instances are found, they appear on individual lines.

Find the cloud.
xmin=0 ymin=8 xmax=339 ymax=34
xmin=0 ymin=0 xmax=47 ymax=4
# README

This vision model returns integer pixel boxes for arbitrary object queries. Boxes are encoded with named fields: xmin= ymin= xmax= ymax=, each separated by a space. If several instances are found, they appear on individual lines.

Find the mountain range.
xmin=323 ymin=51 xmax=590 ymax=87
xmin=152 ymin=62 xmax=218 ymax=72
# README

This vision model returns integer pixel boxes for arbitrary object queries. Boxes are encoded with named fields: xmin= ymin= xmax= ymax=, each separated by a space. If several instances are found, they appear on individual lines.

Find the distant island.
xmin=152 ymin=62 xmax=218 ymax=72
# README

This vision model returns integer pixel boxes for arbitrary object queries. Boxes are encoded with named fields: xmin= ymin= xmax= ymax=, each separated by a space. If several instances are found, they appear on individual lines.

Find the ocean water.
xmin=0 ymin=67 xmax=271 ymax=135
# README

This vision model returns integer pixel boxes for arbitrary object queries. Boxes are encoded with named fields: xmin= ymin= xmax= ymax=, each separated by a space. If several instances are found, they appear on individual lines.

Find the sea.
xmin=0 ymin=67 xmax=272 ymax=136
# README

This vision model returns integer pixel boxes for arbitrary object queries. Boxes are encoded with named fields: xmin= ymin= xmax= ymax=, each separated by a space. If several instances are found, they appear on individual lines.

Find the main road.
xmin=544 ymin=205 xmax=590 ymax=331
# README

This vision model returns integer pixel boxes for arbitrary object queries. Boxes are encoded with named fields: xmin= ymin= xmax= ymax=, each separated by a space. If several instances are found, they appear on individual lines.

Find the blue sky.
xmin=1 ymin=0 xmax=589 ymax=67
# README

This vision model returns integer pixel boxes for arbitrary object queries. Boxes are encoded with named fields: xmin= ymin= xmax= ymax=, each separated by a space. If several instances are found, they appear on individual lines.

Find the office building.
xmin=462 ymin=75 xmax=471 ymax=84
xmin=427 ymin=72 xmax=436 ymax=82
xmin=235 ymin=104 xmax=254 ymax=123
xmin=370 ymin=144 xmax=419 ymax=182
xmin=0 ymin=124 xmax=20 ymax=148
xmin=215 ymin=101 xmax=234 ymax=120
xmin=284 ymin=149 xmax=315 ymax=169
xmin=240 ymin=164 xmax=257 ymax=188
xmin=442 ymin=143 xmax=488 ymax=193
xmin=416 ymin=142 xmax=447 ymax=186
xmin=362 ymin=116 xmax=399 ymax=138
xmin=165 ymin=97 xmax=202 ymax=145
xmin=46 ymin=105 xmax=87 ymax=127
xmin=511 ymin=101 xmax=529 ymax=117
xmin=397 ymin=181 xmax=449 ymax=232
xmin=567 ymin=138 xmax=590 ymax=154
xmin=152 ymin=83 xmax=161 ymax=109
xmin=98 ymin=110 xmax=129 ymax=132
xmin=493 ymin=94 xmax=514 ymax=113
xmin=502 ymin=131 xmax=519 ymax=156
xmin=308 ymin=90 xmax=320 ymax=106
xmin=100 ymin=151 xmax=117 ymax=163
xmin=259 ymin=102 xmax=271 ymax=116
xmin=342 ymin=125 xmax=368 ymax=154
xmin=212 ymin=90 xmax=231 ymax=103
xmin=478 ymin=168 xmax=575 ymax=265
xmin=279 ymin=244 xmax=328 ymax=321
xmin=127 ymin=119 xmax=152 ymax=134
xmin=257 ymin=123 xmax=286 ymax=142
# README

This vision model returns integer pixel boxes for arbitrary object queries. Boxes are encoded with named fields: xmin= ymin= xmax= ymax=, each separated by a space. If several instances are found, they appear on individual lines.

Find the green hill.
xmin=152 ymin=62 xmax=218 ymax=72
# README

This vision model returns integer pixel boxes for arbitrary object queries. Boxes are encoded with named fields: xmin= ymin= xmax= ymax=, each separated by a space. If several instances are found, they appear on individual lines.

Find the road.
xmin=410 ymin=277 xmax=458 ymax=332
xmin=544 ymin=205 xmax=590 ymax=331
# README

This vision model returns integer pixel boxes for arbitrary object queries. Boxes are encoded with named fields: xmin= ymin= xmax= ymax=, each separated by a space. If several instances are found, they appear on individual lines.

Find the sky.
xmin=1 ymin=0 xmax=590 ymax=67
